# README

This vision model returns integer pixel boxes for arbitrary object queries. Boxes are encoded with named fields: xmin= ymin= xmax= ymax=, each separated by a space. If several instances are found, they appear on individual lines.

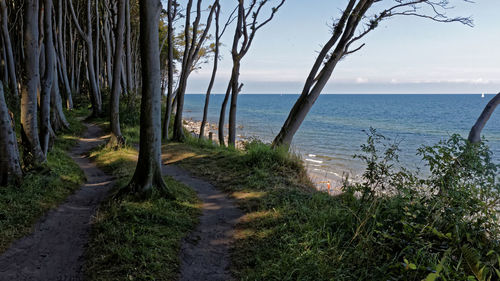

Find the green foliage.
xmin=341 ymin=129 xmax=500 ymax=280
xmin=169 ymin=128 xmax=500 ymax=280
xmin=0 ymin=110 xmax=86 ymax=253
xmin=85 ymin=143 xmax=200 ymax=280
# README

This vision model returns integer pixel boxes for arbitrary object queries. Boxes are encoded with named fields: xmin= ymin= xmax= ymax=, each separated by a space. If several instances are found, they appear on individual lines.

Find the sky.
xmin=178 ymin=0 xmax=500 ymax=94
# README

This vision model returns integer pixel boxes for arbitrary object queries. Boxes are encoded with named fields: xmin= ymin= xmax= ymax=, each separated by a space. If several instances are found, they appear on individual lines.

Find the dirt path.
xmin=0 ymin=123 xmax=113 ymax=281
xmin=163 ymin=165 xmax=243 ymax=281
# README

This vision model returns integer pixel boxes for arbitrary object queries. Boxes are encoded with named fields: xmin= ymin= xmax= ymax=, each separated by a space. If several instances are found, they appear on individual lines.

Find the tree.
xmin=0 ymin=0 xmax=17 ymax=101
xmin=161 ymin=0 xmax=177 ymax=141
xmin=21 ymin=0 xmax=45 ymax=166
xmin=108 ymin=0 xmax=126 ymax=147
xmin=68 ymin=0 xmax=102 ymax=117
xmin=218 ymin=0 xmax=285 ymax=147
xmin=272 ymin=0 xmax=472 ymax=148
xmin=126 ymin=0 xmax=174 ymax=198
xmin=171 ymin=0 xmax=216 ymax=142
xmin=40 ymin=0 xmax=56 ymax=156
xmin=468 ymin=93 xmax=500 ymax=143
xmin=0 ymin=81 xmax=21 ymax=186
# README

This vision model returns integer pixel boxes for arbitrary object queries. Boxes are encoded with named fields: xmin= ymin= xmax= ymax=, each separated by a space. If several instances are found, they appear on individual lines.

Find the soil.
xmin=0 ymin=123 xmax=113 ymax=281
xmin=163 ymin=165 xmax=243 ymax=281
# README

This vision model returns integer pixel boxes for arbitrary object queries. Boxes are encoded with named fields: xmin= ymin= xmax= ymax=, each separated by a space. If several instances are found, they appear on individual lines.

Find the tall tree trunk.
xmin=0 ymin=0 xmax=18 ymax=100
xmin=103 ymin=8 xmax=112 ymax=88
xmin=227 ymin=62 xmax=241 ymax=146
xmin=199 ymin=2 xmax=220 ymax=140
xmin=108 ymin=0 xmax=125 ymax=147
xmin=0 ymin=81 xmax=21 ymax=186
xmin=40 ymin=0 xmax=56 ymax=156
xmin=68 ymin=0 xmax=102 ymax=117
xmin=56 ymin=0 xmax=73 ymax=109
xmin=21 ymin=0 xmax=45 ymax=166
xmin=161 ymin=0 xmax=174 ymax=141
xmin=52 ymin=61 xmax=70 ymax=132
xmin=468 ymin=93 xmax=500 ymax=143
xmin=218 ymin=78 xmax=233 ymax=146
xmin=125 ymin=0 xmax=133 ymax=91
xmin=127 ymin=0 xmax=173 ymax=198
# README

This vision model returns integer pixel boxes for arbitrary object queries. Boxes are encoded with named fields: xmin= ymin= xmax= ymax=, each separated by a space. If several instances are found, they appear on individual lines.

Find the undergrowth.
xmin=84 ymin=142 xmax=200 ymax=280
xmin=165 ymin=128 xmax=500 ymax=280
xmin=0 ymin=109 xmax=86 ymax=253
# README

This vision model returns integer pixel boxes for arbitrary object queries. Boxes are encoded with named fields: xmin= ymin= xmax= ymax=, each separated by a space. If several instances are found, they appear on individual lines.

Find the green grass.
xmin=84 ymin=144 xmax=200 ymax=281
xmin=163 ymin=135 xmax=500 ymax=280
xmin=0 ymin=109 xmax=87 ymax=253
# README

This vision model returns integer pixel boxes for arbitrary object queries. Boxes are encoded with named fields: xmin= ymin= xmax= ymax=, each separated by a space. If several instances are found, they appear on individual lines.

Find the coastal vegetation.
xmin=0 ymin=0 xmax=497 ymax=280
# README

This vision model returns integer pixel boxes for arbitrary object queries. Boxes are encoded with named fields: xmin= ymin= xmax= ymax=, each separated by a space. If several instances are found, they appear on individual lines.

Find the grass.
xmin=0 ymin=109 xmax=86 ymax=253
xmin=161 ymin=138 xmax=354 ymax=280
xmin=164 ymin=133 xmax=500 ymax=280
xmin=84 ymin=143 xmax=200 ymax=281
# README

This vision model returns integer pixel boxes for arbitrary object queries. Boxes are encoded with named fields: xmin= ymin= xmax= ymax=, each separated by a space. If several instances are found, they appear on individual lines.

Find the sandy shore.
xmin=182 ymin=118 xmax=352 ymax=195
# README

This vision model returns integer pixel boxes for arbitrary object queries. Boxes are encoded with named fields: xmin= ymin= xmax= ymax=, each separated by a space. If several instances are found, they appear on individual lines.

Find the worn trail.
xmin=163 ymin=165 xmax=243 ymax=281
xmin=0 ymin=123 xmax=113 ymax=281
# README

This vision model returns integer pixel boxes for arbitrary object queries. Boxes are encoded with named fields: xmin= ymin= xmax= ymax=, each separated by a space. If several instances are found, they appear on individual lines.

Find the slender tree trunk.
xmin=0 ymin=81 xmax=21 ymax=185
xmin=21 ymin=0 xmax=45 ymax=166
xmin=200 ymin=2 xmax=220 ymax=139
xmin=103 ymin=9 xmax=112 ymax=88
xmin=56 ymin=0 xmax=73 ymax=109
xmin=52 ymin=61 xmax=69 ymax=132
xmin=0 ymin=0 xmax=18 ymax=100
xmin=125 ymin=0 xmax=133 ymax=91
xmin=468 ymin=93 xmax=500 ymax=143
xmin=108 ymin=0 xmax=125 ymax=147
xmin=218 ymin=77 xmax=233 ymax=146
xmin=127 ymin=0 xmax=173 ymax=198
xmin=227 ymin=62 xmax=241 ymax=146
xmin=68 ymin=0 xmax=102 ymax=117
xmin=162 ymin=0 xmax=174 ymax=141
xmin=40 ymin=0 xmax=56 ymax=156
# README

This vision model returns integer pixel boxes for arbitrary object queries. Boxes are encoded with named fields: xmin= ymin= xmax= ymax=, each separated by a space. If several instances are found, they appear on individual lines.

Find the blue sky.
xmin=179 ymin=0 xmax=500 ymax=94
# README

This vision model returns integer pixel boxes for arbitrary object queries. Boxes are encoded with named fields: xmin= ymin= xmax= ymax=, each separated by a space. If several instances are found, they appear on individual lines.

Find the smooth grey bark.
xmin=52 ymin=61 xmax=70 ymax=132
xmin=0 ymin=0 xmax=18 ymax=100
xmin=125 ymin=0 xmax=132 ymax=91
xmin=468 ymin=93 xmax=500 ymax=143
xmin=0 ymin=81 xmax=22 ymax=186
xmin=127 ymin=0 xmax=173 ymax=198
xmin=199 ymin=1 xmax=221 ymax=140
xmin=40 ymin=0 xmax=56 ymax=156
xmin=161 ymin=0 xmax=175 ymax=141
xmin=108 ymin=0 xmax=125 ymax=147
xmin=68 ymin=0 xmax=102 ymax=117
xmin=103 ymin=5 xmax=113 ymax=88
xmin=56 ymin=0 xmax=73 ymax=109
xmin=21 ymin=0 xmax=46 ymax=166
xmin=172 ymin=0 xmax=216 ymax=142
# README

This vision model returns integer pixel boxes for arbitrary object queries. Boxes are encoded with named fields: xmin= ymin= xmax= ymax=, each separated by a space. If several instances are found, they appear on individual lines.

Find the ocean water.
xmin=183 ymin=94 xmax=500 ymax=184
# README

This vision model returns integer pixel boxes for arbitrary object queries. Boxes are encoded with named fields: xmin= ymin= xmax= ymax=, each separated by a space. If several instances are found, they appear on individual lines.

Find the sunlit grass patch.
xmin=85 ymin=144 xmax=201 ymax=280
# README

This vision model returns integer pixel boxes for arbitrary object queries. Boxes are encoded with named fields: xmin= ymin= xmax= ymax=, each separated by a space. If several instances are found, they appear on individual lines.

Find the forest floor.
xmin=0 ymin=123 xmax=113 ymax=281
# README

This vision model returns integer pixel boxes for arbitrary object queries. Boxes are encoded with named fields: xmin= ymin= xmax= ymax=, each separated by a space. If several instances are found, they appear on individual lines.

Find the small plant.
xmin=341 ymin=128 xmax=500 ymax=280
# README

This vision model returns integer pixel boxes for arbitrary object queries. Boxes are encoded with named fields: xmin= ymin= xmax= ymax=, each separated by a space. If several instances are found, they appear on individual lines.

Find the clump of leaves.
xmin=342 ymin=128 xmax=500 ymax=280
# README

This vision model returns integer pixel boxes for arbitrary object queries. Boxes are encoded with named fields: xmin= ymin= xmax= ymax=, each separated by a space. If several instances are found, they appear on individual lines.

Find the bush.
xmin=341 ymin=128 xmax=500 ymax=280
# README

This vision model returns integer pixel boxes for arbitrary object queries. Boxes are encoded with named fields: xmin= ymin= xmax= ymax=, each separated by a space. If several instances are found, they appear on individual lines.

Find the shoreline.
xmin=182 ymin=117 xmax=352 ymax=194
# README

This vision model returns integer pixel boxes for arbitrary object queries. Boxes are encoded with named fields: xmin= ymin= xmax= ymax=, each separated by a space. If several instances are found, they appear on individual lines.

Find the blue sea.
xmin=183 ymin=94 xmax=500 ymax=184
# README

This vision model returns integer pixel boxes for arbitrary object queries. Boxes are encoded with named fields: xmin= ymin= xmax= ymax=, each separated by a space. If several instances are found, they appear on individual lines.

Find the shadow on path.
xmin=0 ymin=123 xmax=113 ymax=281
xmin=163 ymin=165 xmax=243 ymax=281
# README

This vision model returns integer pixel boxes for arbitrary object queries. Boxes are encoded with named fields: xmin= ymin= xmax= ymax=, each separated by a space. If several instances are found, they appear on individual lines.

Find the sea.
xmin=183 ymin=94 xmax=500 ymax=188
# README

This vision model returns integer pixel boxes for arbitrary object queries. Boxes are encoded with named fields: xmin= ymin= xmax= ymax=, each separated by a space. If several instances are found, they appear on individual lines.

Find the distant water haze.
xmin=183 ymin=94 xmax=500 ymax=187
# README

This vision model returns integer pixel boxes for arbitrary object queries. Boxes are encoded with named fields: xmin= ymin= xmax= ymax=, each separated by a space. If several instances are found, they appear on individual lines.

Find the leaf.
xmin=425 ymin=272 xmax=439 ymax=281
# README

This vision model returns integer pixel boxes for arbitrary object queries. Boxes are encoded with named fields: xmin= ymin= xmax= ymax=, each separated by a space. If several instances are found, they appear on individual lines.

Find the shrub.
xmin=341 ymin=128 xmax=500 ymax=280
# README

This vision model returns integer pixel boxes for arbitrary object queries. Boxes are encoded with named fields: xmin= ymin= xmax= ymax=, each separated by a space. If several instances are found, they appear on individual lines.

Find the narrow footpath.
xmin=0 ymin=123 xmax=113 ymax=281
xmin=163 ymin=165 xmax=243 ymax=281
